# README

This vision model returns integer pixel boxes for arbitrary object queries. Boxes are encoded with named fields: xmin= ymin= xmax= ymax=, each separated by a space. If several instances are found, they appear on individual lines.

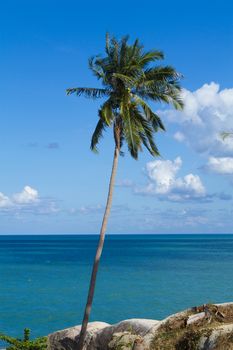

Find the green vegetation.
xmin=108 ymin=331 xmax=142 ymax=350
xmin=221 ymin=131 xmax=233 ymax=140
xmin=0 ymin=328 xmax=47 ymax=350
xmin=67 ymin=33 xmax=183 ymax=350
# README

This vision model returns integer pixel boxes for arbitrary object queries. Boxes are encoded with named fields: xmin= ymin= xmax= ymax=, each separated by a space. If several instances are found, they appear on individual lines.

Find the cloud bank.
xmin=206 ymin=157 xmax=233 ymax=174
xmin=165 ymin=83 xmax=233 ymax=154
xmin=135 ymin=157 xmax=206 ymax=201
xmin=162 ymin=82 xmax=233 ymax=175
xmin=0 ymin=186 xmax=59 ymax=215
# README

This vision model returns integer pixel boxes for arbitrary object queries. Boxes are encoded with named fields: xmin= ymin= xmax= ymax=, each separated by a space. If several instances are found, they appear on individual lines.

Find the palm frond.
xmin=112 ymin=73 xmax=135 ymax=86
xmin=119 ymin=35 xmax=130 ymax=67
xmin=99 ymin=100 xmax=114 ymax=125
xmin=66 ymin=87 xmax=110 ymax=99
xmin=170 ymin=95 xmax=184 ymax=110
xmin=138 ymin=50 xmax=164 ymax=67
xmin=221 ymin=132 xmax=233 ymax=140
xmin=131 ymin=106 xmax=160 ymax=156
xmin=89 ymin=57 xmax=106 ymax=81
xmin=143 ymin=66 xmax=182 ymax=83
xmin=138 ymin=131 xmax=158 ymax=156
xmin=111 ymin=36 xmax=119 ymax=65
xmin=136 ymin=83 xmax=184 ymax=110
xmin=105 ymin=32 xmax=110 ymax=54
xmin=121 ymin=104 xmax=140 ymax=159
xmin=90 ymin=119 xmax=106 ymax=152
xmin=131 ymin=93 xmax=165 ymax=131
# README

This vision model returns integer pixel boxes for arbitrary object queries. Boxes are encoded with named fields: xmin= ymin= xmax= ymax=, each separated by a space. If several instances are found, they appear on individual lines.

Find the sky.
xmin=0 ymin=0 xmax=233 ymax=234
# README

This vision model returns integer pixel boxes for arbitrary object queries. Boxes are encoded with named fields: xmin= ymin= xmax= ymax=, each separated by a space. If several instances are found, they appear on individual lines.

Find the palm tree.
xmin=67 ymin=34 xmax=183 ymax=350
xmin=221 ymin=132 xmax=233 ymax=140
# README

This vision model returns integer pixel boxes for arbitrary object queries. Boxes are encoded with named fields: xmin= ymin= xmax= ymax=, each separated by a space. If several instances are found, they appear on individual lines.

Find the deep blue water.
xmin=0 ymin=234 xmax=233 ymax=339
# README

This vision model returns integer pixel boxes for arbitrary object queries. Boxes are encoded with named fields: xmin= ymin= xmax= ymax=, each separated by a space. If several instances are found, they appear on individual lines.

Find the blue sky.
xmin=0 ymin=0 xmax=233 ymax=234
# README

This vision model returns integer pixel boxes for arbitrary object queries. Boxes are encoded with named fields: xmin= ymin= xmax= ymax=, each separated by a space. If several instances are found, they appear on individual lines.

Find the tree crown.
xmin=67 ymin=34 xmax=183 ymax=159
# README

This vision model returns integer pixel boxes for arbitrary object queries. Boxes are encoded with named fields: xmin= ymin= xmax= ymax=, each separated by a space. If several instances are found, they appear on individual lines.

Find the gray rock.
xmin=48 ymin=319 xmax=159 ymax=350
xmin=93 ymin=319 xmax=159 ymax=350
xmin=48 ymin=322 xmax=110 ymax=350
xmin=108 ymin=331 xmax=143 ymax=350
xmin=187 ymin=312 xmax=206 ymax=325
xmin=198 ymin=324 xmax=233 ymax=350
xmin=48 ymin=302 xmax=233 ymax=350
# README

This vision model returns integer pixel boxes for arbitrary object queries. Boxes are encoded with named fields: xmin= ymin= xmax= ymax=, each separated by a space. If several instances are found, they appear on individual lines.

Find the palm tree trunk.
xmin=77 ymin=145 xmax=120 ymax=350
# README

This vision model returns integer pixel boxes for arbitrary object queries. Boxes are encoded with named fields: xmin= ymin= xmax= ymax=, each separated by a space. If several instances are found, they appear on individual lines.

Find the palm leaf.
xmin=99 ymin=100 xmax=114 ymax=125
xmin=112 ymin=73 xmax=135 ymax=86
xmin=136 ymin=84 xmax=184 ymax=110
xmin=138 ymin=131 xmax=157 ymax=156
xmin=90 ymin=119 xmax=106 ymax=152
xmin=66 ymin=87 xmax=110 ymax=99
xmin=119 ymin=35 xmax=130 ymax=66
xmin=142 ymin=66 xmax=182 ymax=83
xmin=131 ymin=93 xmax=165 ymax=131
xmin=121 ymin=104 xmax=140 ymax=159
xmin=131 ymin=106 xmax=160 ymax=156
xmin=89 ymin=57 xmax=106 ymax=81
xmin=221 ymin=132 xmax=233 ymax=140
xmin=138 ymin=50 xmax=164 ymax=67
xmin=105 ymin=32 xmax=110 ymax=55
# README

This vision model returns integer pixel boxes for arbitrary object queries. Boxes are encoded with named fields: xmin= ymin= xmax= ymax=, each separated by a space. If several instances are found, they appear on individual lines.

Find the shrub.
xmin=0 ymin=328 xmax=47 ymax=350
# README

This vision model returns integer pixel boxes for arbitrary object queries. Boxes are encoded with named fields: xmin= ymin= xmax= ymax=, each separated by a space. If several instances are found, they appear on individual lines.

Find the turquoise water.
xmin=0 ymin=234 xmax=233 ymax=339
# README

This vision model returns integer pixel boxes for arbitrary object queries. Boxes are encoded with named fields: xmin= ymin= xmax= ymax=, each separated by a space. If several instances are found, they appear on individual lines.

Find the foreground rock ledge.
xmin=48 ymin=302 xmax=233 ymax=350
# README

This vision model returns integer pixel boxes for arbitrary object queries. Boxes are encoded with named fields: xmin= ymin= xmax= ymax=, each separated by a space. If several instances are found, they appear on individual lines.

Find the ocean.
xmin=0 ymin=234 xmax=233 ymax=340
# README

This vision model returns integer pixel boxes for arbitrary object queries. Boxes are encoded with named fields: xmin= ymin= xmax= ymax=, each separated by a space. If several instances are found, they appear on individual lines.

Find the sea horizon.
xmin=0 ymin=232 xmax=233 ymax=236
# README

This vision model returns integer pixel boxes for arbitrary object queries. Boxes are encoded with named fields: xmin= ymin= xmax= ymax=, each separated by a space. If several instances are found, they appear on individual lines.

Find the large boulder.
xmin=92 ymin=319 xmax=159 ymax=349
xmin=108 ymin=332 xmax=143 ymax=350
xmin=48 ymin=322 xmax=110 ymax=350
xmin=48 ymin=319 xmax=159 ymax=350
xmin=198 ymin=324 xmax=233 ymax=349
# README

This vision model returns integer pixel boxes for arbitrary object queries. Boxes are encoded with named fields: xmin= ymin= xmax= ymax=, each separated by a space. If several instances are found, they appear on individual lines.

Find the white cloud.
xmin=146 ymin=157 xmax=182 ymax=194
xmin=69 ymin=204 xmax=129 ymax=217
xmin=79 ymin=204 xmax=103 ymax=215
xmin=162 ymin=82 xmax=233 ymax=157
xmin=136 ymin=157 xmax=206 ymax=201
xmin=13 ymin=186 xmax=39 ymax=204
xmin=174 ymin=131 xmax=185 ymax=142
xmin=0 ymin=186 xmax=59 ymax=216
xmin=0 ymin=193 xmax=11 ymax=208
xmin=116 ymin=179 xmax=134 ymax=187
xmin=206 ymin=157 xmax=233 ymax=174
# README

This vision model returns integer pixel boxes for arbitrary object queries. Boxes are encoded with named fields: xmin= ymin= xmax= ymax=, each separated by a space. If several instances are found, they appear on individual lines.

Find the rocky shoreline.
xmin=48 ymin=303 xmax=233 ymax=349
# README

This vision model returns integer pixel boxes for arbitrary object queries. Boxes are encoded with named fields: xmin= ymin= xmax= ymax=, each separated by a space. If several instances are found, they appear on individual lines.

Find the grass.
xmin=150 ymin=304 xmax=233 ymax=350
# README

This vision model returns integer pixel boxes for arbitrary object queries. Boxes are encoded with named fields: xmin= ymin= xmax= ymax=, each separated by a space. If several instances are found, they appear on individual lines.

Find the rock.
xmin=48 ymin=319 xmax=159 ymax=350
xmin=198 ymin=324 xmax=233 ymax=349
xmin=48 ymin=302 xmax=233 ymax=350
xmin=186 ymin=312 xmax=206 ymax=325
xmin=108 ymin=331 xmax=143 ymax=350
xmin=112 ymin=319 xmax=159 ymax=336
xmin=93 ymin=319 xmax=159 ymax=350
xmin=132 ymin=338 xmax=145 ymax=350
xmin=47 ymin=322 xmax=110 ymax=350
